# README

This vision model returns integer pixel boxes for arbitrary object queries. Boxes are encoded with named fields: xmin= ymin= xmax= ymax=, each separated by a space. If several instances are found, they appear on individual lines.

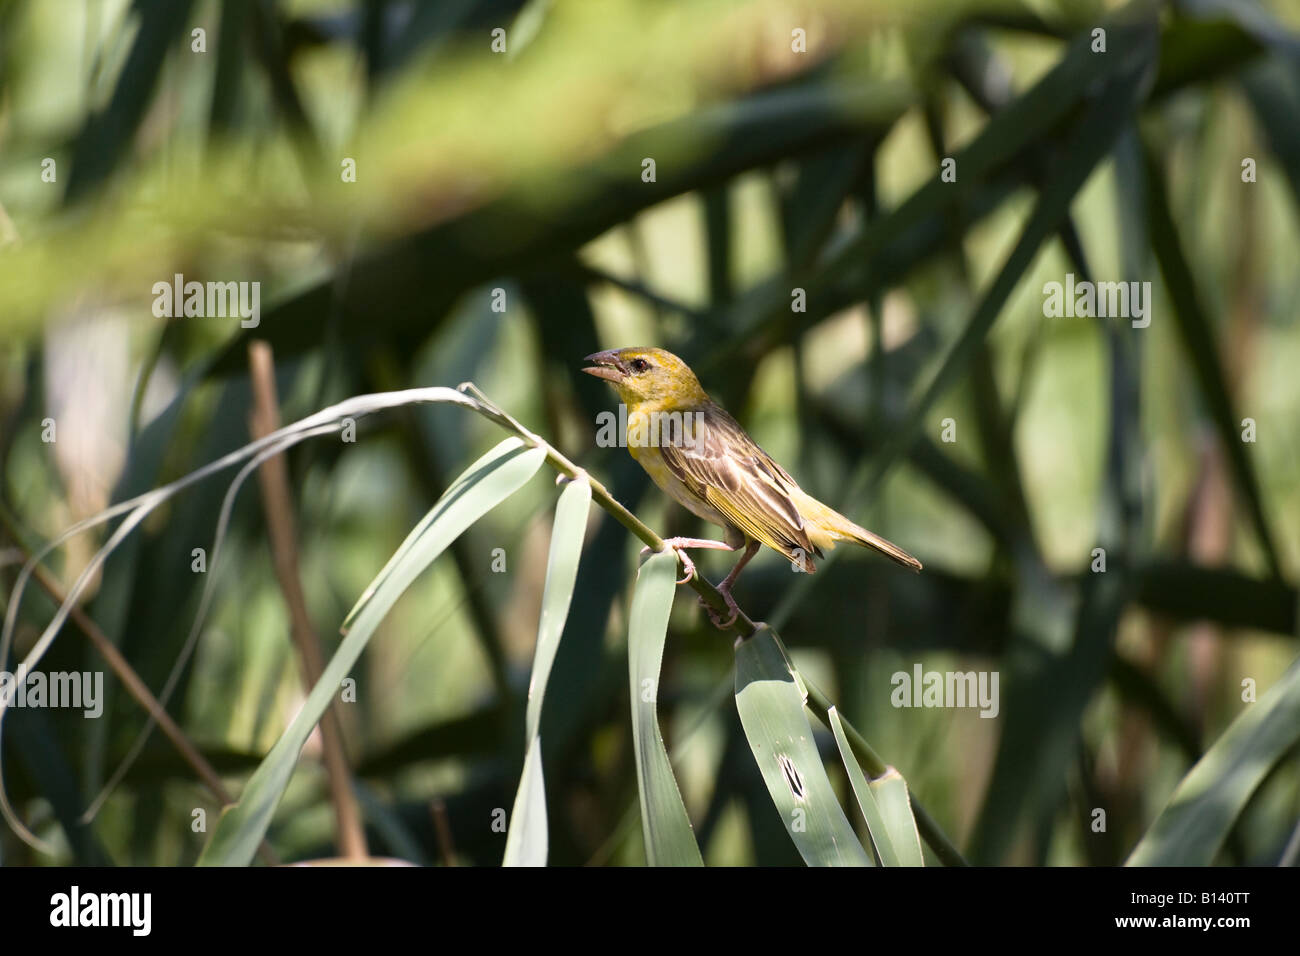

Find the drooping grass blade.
xmin=627 ymin=549 xmax=703 ymax=866
xmin=504 ymin=477 xmax=591 ymax=866
xmin=197 ymin=437 xmax=546 ymax=866
xmin=734 ymin=628 xmax=872 ymax=866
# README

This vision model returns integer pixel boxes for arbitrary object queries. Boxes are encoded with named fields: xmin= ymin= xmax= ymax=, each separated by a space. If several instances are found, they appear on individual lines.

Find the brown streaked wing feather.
xmin=658 ymin=406 xmax=819 ymax=562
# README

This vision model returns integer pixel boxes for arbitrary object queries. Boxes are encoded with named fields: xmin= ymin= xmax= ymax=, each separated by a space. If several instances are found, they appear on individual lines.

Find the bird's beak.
xmin=582 ymin=350 xmax=626 ymax=384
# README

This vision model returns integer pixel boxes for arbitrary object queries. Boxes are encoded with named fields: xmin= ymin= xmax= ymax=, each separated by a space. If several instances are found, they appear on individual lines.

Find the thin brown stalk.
xmin=247 ymin=342 xmax=368 ymax=861
xmin=430 ymin=797 xmax=458 ymax=867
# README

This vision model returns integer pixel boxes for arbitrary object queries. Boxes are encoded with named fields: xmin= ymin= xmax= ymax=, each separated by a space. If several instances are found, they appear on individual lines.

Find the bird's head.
xmin=582 ymin=347 xmax=709 ymax=408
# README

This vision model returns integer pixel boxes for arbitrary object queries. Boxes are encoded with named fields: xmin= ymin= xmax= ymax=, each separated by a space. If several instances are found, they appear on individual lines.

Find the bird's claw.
xmin=699 ymin=586 xmax=740 ymax=630
xmin=640 ymin=543 xmax=697 ymax=585
xmin=674 ymin=551 xmax=696 ymax=585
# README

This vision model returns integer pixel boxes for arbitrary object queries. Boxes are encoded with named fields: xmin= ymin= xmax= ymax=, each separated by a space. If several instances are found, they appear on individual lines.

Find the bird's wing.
xmin=659 ymin=405 xmax=820 ymax=562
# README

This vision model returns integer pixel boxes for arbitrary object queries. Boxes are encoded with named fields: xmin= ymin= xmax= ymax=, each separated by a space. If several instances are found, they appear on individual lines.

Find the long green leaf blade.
xmin=503 ymin=737 xmax=548 ymax=868
xmin=504 ymin=477 xmax=591 ymax=866
xmin=827 ymin=706 xmax=893 ymax=866
xmin=627 ymin=549 xmax=703 ymax=866
xmin=734 ymin=628 xmax=872 ymax=867
xmin=197 ymin=437 xmax=546 ymax=866
xmin=869 ymin=769 xmax=925 ymax=867
xmin=1127 ymin=655 xmax=1300 ymax=866
xmin=341 ymin=437 xmax=540 ymax=631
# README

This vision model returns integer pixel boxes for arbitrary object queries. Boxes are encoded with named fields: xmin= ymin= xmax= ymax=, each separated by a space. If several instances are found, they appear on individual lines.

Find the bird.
xmin=583 ymin=346 xmax=921 ymax=627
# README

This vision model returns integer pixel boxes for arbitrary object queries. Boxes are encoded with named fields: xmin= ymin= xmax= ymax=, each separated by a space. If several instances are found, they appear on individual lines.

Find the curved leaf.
xmin=197 ymin=437 xmax=546 ymax=866
xmin=827 ymin=706 xmax=892 ymax=866
xmin=734 ymin=628 xmax=872 ymax=867
xmin=1127 ymin=655 xmax=1300 ymax=866
xmin=869 ymin=769 xmax=925 ymax=867
xmin=628 ymin=548 xmax=702 ymax=866
xmin=504 ymin=477 xmax=591 ymax=866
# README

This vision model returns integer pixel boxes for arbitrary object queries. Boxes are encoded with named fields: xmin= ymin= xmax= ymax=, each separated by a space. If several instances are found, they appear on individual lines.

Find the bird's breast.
xmin=631 ymin=444 xmax=730 ymax=530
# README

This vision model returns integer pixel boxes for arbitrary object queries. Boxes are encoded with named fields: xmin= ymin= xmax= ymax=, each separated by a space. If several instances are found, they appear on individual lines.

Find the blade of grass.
xmin=970 ymin=126 xmax=1146 ymax=862
xmin=197 ymin=437 xmax=546 ymax=865
xmin=827 ymin=706 xmax=896 ymax=865
xmin=248 ymin=342 xmax=366 ymax=860
xmin=1127 ymin=655 xmax=1300 ymax=866
xmin=869 ymin=768 xmax=926 ymax=867
xmin=627 ymin=549 xmax=703 ymax=866
xmin=503 ymin=738 xmax=548 ymax=867
xmin=206 ymin=0 xmax=249 ymax=139
xmin=504 ymin=476 xmax=591 ymax=866
xmin=734 ymin=627 xmax=873 ymax=867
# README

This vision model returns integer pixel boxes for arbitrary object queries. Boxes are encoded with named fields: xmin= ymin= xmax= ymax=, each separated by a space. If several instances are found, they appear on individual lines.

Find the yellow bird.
xmin=583 ymin=346 xmax=920 ymax=626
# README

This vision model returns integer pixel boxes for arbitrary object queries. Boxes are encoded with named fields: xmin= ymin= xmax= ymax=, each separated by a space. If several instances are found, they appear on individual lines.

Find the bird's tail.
xmin=795 ymin=492 xmax=923 ymax=572
xmin=838 ymin=520 xmax=923 ymax=572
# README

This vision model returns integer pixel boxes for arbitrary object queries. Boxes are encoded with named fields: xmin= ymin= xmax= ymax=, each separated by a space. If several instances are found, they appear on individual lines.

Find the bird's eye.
xmin=630 ymin=358 xmax=650 ymax=373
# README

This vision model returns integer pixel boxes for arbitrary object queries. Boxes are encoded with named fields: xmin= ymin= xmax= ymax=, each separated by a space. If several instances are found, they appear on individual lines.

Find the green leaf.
xmin=1127 ymin=655 xmax=1300 ymax=866
xmin=342 ymin=437 xmax=542 ymax=631
xmin=627 ymin=548 xmax=703 ymax=867
xmin=826 ymin=707 xmax=889 ymax=866
xmin=734 ymin=628 xmax=872 ymax=867
xmin=197 ymin=437 xmax=546 ymax=866
xmin=868 ymin=769 xmax=925 ymax=867
xmin=504 ymin=477 xmax=591 ymax=866
xmin=527 ymin=476 xmax=591 ymax=736
xmin=502 ymin=737 xmax=548 ymax=868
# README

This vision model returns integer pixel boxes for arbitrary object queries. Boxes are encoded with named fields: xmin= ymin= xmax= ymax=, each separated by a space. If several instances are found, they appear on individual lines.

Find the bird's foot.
xmin=699 ymin=584 xmax=741 ymax=630
xmin=672 ymin=550 xmax=696 ymax=585
xmin=640 ymin=537 xmax=731 ymax=585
